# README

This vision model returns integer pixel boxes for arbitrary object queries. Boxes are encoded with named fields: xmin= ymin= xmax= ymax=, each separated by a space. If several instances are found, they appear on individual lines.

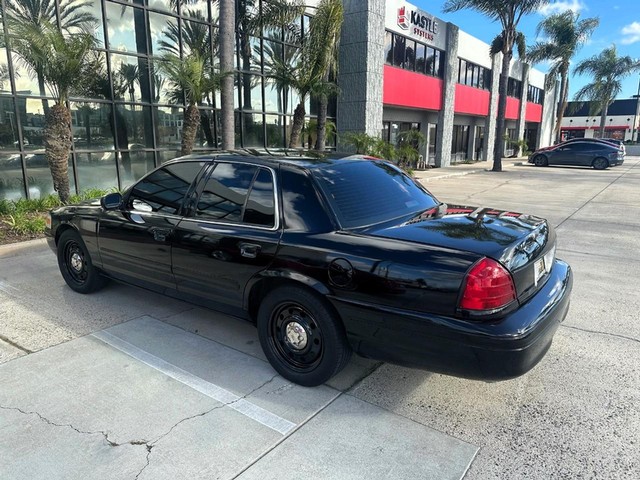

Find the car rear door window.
xmin=244 ymin=168 xmax=276 ymax=227
xmin=127 ymin=161 xmax=206 ymax=215
xmin=196 ymin=163 xmax=258 ymax=223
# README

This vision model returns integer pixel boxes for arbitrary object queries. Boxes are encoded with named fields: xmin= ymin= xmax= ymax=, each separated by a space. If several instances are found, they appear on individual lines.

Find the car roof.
xmin=556 ymin=140 xmax=617 ymax=149
xmin=164 ymin=149 xmax=378 ymax=170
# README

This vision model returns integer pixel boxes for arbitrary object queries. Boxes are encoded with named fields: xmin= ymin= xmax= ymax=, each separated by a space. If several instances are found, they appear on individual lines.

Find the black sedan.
xmin=47 ymin=153 xmax=573 ymax=386
xmin=529 ymin=140 xmax=624 ymax=169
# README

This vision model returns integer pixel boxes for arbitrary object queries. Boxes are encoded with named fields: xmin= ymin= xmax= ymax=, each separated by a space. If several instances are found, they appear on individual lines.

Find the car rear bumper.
xmin=332 ymin=259 xmax=573 ymax=381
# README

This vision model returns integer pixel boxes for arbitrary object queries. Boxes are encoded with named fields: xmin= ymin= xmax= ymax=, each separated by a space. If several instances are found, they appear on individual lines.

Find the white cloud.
xmin=621 ymin=22 xmax=640 ymax=45
xmin=538 ymin=1 xmax=586 ymax=16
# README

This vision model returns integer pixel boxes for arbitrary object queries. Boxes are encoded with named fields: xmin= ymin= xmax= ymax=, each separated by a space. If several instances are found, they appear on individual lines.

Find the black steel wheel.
xmin=592 ymin=157 xmax=609 ymax=170
xmin=57 ymin=230 xmax=107 ymax=294
xmin=257 ymin=286 xmax=351 ymax=387
xmin=533 ymin=155 xmax=547 ymax=167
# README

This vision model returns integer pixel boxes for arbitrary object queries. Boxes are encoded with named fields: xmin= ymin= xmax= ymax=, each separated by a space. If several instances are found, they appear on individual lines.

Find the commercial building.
xmin=338 ymin=0 xmax=556 ymax=167
xmin=0 ymin=0 xmax=555 ymax=200
xmin=560 ymin=99 xmax=640 ymax=141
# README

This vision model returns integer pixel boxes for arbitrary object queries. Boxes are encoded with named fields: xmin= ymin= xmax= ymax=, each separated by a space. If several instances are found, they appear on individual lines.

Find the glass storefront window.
xmin=106 ymin=2 xmax=146 ymax=54
xmin=114 ymin=104 xmax=153 ymax=148
xmin=393 ymin=36 xmax=405 ymax=67
xmin=157 ymin=150 xmax=181 ymax=165
xmin=195 ymin=109 xmax=216 ymax=149
xmin=11 ymin=54 xmax=51 ymax=98
xmin=149 ymin=61 xmax=175 ymax=105
xmin=241 ymin=113 xmax=265 ymax=148
xmin=384 ymin=31 xmax=393 ymax=65
xmin=148 ymin=0 xmax=174 ymax=14
xmin=415 ymin=43 xmax=426 ymax=74
xmin=25 ymin=154 xmax=75 ymax=199
xmin=0 ymin=153 xmax=25 ymax=200
xmin=0 ymin=97 xmax=20 ymax=150
xmin=70 ymin=102 xmax=115 ymax=151
xmin=110 ymin=54 xmax=145 ymax=103
xmin=182 ymin=14 xmax=213 ymax=57
xmin=75 ymin=152 xmax=118 ymax=192
xmin=184 ymin=1 xmax=210 ymax=20
xmin=154 ymin=105 xmax=182 ymax=149
xmin=265 ymin=115 xmax=284 ymax=148
xmin=149 ymin=11 xmax=178 ymax=57
xmin=120 ymin=150 xmax=155 ymax=188
xmin=66 ymin=0 xmax=105 ymax=48
xmin=18 ymin=98 xmax=47 ymax=152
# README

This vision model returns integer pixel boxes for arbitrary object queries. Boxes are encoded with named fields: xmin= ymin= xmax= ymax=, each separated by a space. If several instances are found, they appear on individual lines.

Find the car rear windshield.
xmin=311 ymin=160 xmax=438 ymax=229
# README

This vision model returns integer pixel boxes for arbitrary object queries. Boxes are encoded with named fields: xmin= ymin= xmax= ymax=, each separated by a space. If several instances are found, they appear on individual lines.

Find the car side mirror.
xmin=101 ymin=192 xmax=122 ymax=210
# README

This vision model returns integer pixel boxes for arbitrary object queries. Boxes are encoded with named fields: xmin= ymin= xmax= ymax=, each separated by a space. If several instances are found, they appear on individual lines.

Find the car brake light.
xmin=460 ymin=258 xmax=516 ymax=311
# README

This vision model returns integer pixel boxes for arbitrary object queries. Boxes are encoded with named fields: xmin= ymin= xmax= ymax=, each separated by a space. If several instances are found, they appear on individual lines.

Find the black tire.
xmin=257 ymin=286 xmax=351 ymax=387
xmin=533 ymin=155 xmax=547 ymax=167
xmin=592 ymin=157 xmax=609 ymax=170
xmin=57 ymin=229 xmax=108 ymax=294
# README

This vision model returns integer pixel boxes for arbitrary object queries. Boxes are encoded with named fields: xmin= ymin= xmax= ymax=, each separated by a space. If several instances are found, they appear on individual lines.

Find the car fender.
xmin=243 ymin=268 xmax=332 ymax=314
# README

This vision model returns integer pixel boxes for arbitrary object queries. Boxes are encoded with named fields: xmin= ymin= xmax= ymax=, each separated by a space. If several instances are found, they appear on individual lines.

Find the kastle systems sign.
xmin=386 ymin=1 xmax=447 ymax=51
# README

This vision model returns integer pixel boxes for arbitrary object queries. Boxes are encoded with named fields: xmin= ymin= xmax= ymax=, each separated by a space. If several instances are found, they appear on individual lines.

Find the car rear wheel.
xmin=257 ymin=286 xmax=351 ymax=387
xmin=57 ymin=230 xmax=107 ymax=294
xmin=533 ymin=155 xmax=547 ymax=167
xmin=592 ymin=157 xmax=609 ymax=170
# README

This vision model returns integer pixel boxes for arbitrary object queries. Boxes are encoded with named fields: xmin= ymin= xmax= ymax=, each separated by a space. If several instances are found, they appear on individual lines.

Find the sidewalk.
xmin=413 ymin=157 xmax=527 ymax=182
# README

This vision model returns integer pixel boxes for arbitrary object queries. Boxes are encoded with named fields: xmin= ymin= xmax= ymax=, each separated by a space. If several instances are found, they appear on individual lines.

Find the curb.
xmin=0 ymin=237 xmax=48 ymax=259
xmin=417 ymin=168 xmax=487 ymax=183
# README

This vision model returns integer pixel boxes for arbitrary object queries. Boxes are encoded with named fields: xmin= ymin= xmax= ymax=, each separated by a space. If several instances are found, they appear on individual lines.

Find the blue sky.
xmin=414 ymin=0 xmax=640 ymax=99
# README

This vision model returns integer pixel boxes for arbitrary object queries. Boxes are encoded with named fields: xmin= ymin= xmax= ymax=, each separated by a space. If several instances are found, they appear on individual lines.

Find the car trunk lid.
xmin=358 ymin=204 xmax=556 ymax=303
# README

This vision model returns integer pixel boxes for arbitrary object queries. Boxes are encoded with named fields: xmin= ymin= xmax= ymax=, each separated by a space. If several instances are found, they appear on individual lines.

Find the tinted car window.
xmin=281 ymin=167 xmax=334 ymax=233
xmin=244 ymin=168 xmax=276 ymax=227
xmin=312 ymin=161 xmax=438 ymax=229
xmin=196 ymin=163 xmax=258 ymax=222
xmin=128 ymin=161 xmax=205 ymax=214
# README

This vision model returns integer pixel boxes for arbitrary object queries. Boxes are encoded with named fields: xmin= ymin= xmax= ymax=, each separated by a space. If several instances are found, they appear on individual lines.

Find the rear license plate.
xmin=535 ymin=246 xmax=556 ymax=286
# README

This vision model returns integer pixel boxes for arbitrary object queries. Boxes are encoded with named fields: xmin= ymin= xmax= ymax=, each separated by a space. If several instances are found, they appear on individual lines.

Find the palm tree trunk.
xmin=315 ymin=72 xmax=330 ymax=151
xmin=493 ymin=50 xmax=512 ymax=172
xmin=44 ymin=104 xmax=72 ymax=203
xmin=288 ymin=102 xmax=306 ymax=148
xmin=219 ymin=0 xmax=236 ymax=150
xmin=599 ymin=107 xmax=607 ymax=138
xmin=181 ymin=104 xmax=201 ymax=156
xmin=555 ymin=72 xmax=569 ymax=143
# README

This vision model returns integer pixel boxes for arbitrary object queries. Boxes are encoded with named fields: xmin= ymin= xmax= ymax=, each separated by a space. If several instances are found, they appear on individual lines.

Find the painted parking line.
xmin=0 ymin=280 xmax=19 ymax=296
xmin=91 ymin=330 xmax=296 ymax=435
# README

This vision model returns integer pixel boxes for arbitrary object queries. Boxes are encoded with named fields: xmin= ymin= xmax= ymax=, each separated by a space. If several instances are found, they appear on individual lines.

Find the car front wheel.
xmin=57 ymin=229 xmax=107 ymax=294
xmin=257 ymin=286 xmax=351 ymax=387
xmin=533 ymin=155 xmax=548 ymax=167
xmin=592 ymin=157 xmax=609 ymax=170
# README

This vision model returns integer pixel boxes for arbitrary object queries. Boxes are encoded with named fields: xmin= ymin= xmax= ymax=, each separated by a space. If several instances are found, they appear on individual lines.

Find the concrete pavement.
xmin=1 ymin=157 xmax=640 ymax=479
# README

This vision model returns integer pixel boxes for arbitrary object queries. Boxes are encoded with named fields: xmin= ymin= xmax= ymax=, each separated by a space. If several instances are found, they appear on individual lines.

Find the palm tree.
xmin=309 ymin=0 xmax=343 ymax=152
xmin=444 ymin=0 xmax=549 ymax=171
xmin=527 ymin=11 xmax=599 ymax=143
xmin=3 ymin=0 xmax=97 ymax=112
xmin=158 ymin=53 xmax=220 ymax=156
xmin=574 ymin=46 xmax=640 ymax=139
xmin=9 ymin=20 xmax=97 ymax=202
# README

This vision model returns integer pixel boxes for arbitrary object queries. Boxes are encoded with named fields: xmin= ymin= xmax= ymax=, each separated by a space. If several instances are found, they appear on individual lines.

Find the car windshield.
xmin=312 ymin=160 xmax=438 ymax=229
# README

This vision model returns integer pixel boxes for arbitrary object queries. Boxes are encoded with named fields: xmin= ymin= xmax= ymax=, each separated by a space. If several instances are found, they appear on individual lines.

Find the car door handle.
xmin=239 ymin=242 xmax=261 ymax=259
xmin=151 ymin=228 xmax=171 ymax=242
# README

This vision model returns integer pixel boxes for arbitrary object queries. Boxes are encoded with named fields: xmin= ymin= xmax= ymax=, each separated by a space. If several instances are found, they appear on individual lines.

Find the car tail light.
xmin=460 ymin=258 xmax=516 ymax=311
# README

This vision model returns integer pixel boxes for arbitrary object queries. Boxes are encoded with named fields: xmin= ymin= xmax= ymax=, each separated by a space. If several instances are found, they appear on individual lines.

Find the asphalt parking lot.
xmin=1 ymin=157 xmax=639 ymax=479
